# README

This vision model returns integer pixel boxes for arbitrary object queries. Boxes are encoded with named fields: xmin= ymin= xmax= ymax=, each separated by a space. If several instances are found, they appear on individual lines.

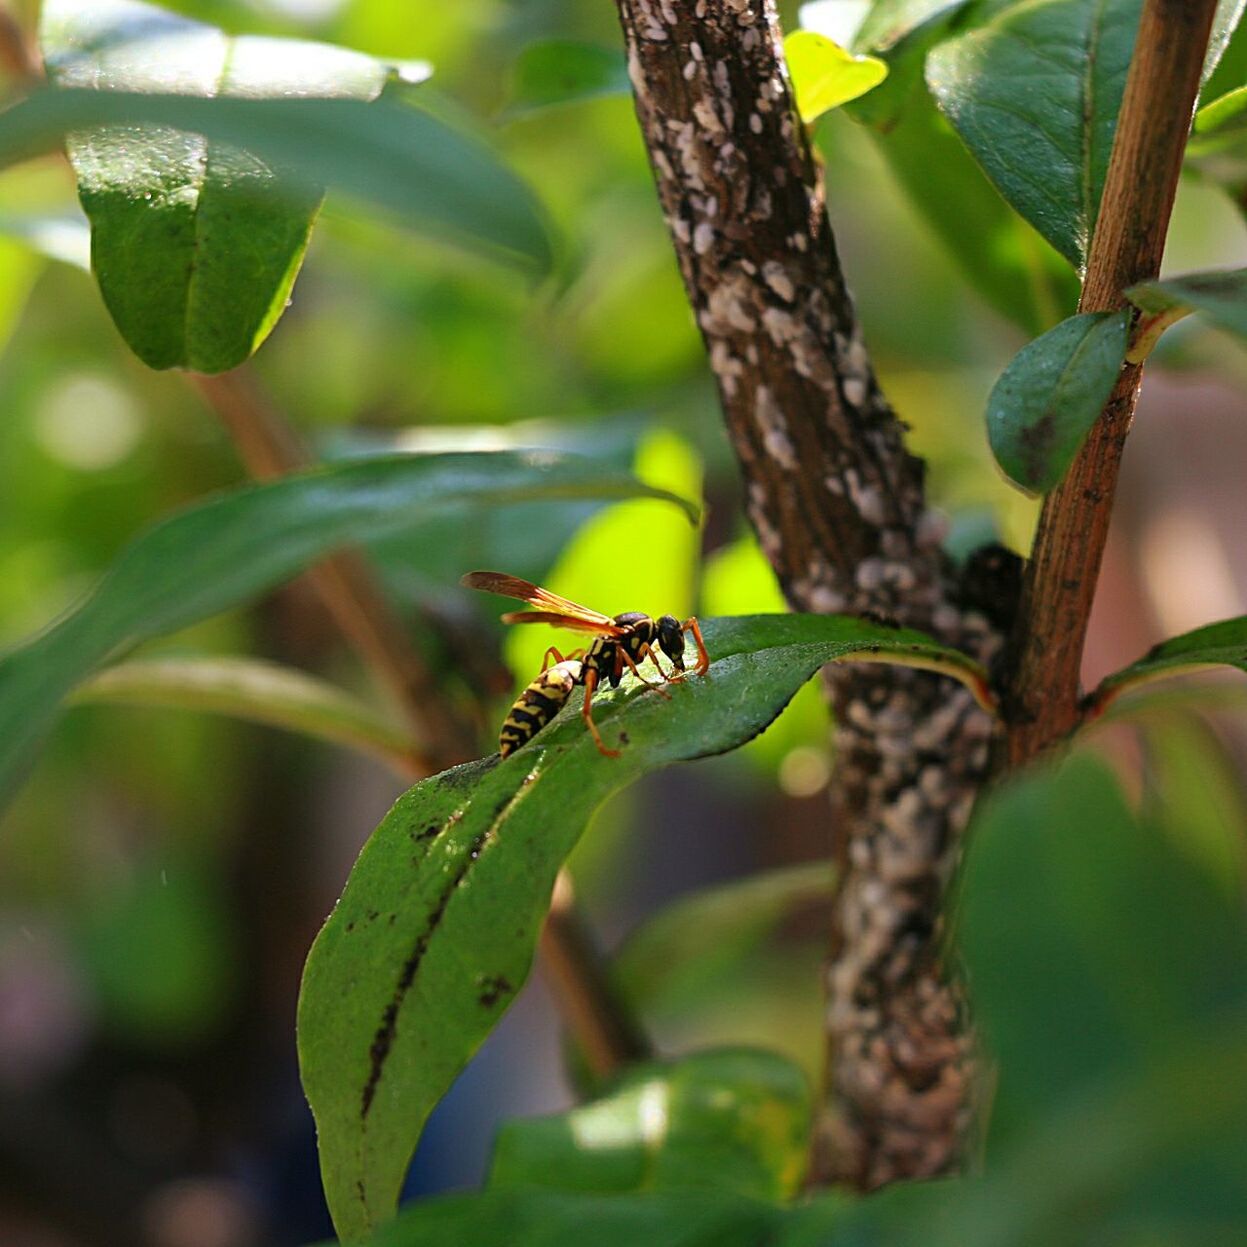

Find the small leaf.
xmin=987 ymin=310 xmax=1130 ymax=494
xmin=1126 ymin=266 xmax=1247 ymax=341
xmin=504 ymin=40 xmax=631 ymax=117
xmin=71 ymin=656 xmax=414 ymax=771
xmin=0 ymin=451 xmax=695 ymax=813
xmin=1195 ymin=84 xmax=1247 ymax=140
xmin=927 ymin=0 xmax=1141 ymax=269
xmin=296 ymin=613 xmax=989 ymax=1240
xmin=784 ymin=31 xmax=887 ymax=123
xmin=488 ymin=1049 xmax=811 ymax=1201
xmin=1090 ymin=614 xmax=1247 ymax=710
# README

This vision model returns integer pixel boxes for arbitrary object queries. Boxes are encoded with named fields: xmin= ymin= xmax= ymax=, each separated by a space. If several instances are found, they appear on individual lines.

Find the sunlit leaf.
xmin=296 ymin=613 xmax=989 ymax=1240
xmin=488 ymin=1049 xmax=811 ymax=1201
xmin=926 ymin=0 xmax=1141 ymax=269
xmin=784 ymin=31 xmax=887 ymax=123
xmin=986 ymin=310 xmax=1130 ymax=494
xmin=0 ymin=452 xmax=695 ymax=813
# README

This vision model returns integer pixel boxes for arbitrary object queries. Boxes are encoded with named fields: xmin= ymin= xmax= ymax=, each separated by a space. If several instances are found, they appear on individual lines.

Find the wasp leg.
xmin=581 ymin=668 xmax=621 ymax=758
xmin=683 ymin=617 xmax=711 ymax=676
xmin=649 ymin=650 xmax=675 ymax=682
xmin=621 ymin=647 xmax=671 ymax=698
xmin=541 ymin=645 xmax=583 ymax=671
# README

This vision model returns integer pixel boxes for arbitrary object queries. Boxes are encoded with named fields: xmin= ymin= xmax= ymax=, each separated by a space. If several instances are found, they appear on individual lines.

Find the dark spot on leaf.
xmin=345 ymin=922 xmax=355 ymax=933
xmin=413 ymin=824 xmax=440 ymax=843
xmin=477 ymin=974 xmax=512 ymax=1008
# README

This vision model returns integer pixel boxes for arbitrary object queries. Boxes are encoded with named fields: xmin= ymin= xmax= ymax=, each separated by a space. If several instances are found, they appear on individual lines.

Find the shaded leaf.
xmin=1091 ymin=614 xmax=1247 ymax=709
xmin=926 ymin=0 xmax=1141 ymax=269
xmin=72 ymin=656 xmax=414 ymax=771
xmin=41 ymin=0 xmax=392 ymax=372
xmin=987 ymin=309 xmax=1130 ymax=494
xmin=0 ymin=451 xmax=695 ymax=812
xmin=1126 ymin=266 xmax=1247 ymax=341
xmin=0 ymin=88 xmax=553 ymax=275
xmin=851 ymin=0 xmax=973 ymax=54
xmin=614 ymin=862 xmax=832 ymax=1014
xmin=784 ymin=31 xmax=887 ymax=123
xmin=954 ymin=753 xmax=1247 ymax=1146
xmin=488 ymin=1048 xmax=810 ymax=1201
xmin=296 ymin=613 xmax=989 ymax=1240
xmin=503 ymin=40 xmax=630 ymax=117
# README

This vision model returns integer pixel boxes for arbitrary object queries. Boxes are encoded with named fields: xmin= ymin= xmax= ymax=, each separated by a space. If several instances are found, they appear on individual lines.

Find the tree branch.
xmin=613 ymin=0 xmax=1004 ymax=1188
xmin=1006 ymin=0 xmax=1220 ymax=765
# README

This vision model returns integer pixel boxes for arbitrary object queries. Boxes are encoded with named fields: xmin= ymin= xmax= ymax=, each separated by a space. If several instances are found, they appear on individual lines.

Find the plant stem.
xmin=192 ymin=369 xmax=648 ymax=1078
xmin=1006 ymin=0 xmax=1220 ymax=766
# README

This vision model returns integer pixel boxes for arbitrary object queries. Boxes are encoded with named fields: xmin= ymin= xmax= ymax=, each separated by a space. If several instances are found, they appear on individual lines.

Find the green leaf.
xmin=40 ymin=0 xmax=391 ymax=372
xmin=784 ymin=31 xmax=888 ymax=123
xmin=613 ymin=863 xmax=832 ymax=1014
xmin=0 ymin=210 xmax=92 ymax=270
xmin=503 ymin=40 xmax=631 ymax=117
xmin=954 ymin=752 xmax=1247 ymax=1146
xmin=1090 ymin=614 xmax=1247 ymax=709
xmin=1195 ymin=84 xmax=1247 ymax=142
xmin=0 ymin=451 xmax=695 ymax=813
xmin=71 ymin=656 xmax=414 ymax=771
xmin=296 ymin=612 xmax=989 ymax=1241
xmin=926 ymin=0 xmax=1142 ymax=269
xmin=851 ymin=0 xmax=973 ymax=55
xmin=0 ymin=89 xmax=552 ymax=280
xmin=987 ymin=309 xmax=1130 ymax=494
xmin=330 ymin=1189 xmax=785 ymax=1247
xmin=1126 ymin=266 xmax=1247 ymax=341
xmin=488 ymin=1049 xmax=810 ymax=1201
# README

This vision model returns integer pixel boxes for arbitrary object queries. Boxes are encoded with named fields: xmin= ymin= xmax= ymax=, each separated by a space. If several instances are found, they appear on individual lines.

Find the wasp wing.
xmin=499 ymin=609 xmax=626 ymax=636
xmin=460 ymin=571 xmax=616 ymax=628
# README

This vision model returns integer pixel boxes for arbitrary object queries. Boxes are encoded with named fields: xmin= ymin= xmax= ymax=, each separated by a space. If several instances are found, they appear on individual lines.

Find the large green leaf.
xmin=926 ymin=0 xmax=1142 ymax=269
xmin=41 ymin=0 xmax=392 ymax=372
xmin=986 ymin=309 xmax=1130 ymax=494
xmin=0 ymin=452 xmax=694 ymax=812
xmin=0 ymin=88 xmax=552 ymax=277
xmin=1089 ymin=614 xmax=1247 ymax=711
xmin=296 ymin=613 xmax=989 ymax=1241
xmin=954 ymin=752 xmax=1247 ymax=1147
xmin=488 ymin=1048 xmax=810 ymax=1201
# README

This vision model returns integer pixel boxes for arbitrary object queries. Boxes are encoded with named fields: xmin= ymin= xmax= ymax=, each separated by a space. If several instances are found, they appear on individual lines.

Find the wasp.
xmin=461 ymin=571 xmax=710 ymax=759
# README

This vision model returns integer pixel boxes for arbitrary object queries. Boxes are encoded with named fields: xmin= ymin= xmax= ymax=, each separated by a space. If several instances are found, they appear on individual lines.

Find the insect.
xmin=461 ymin=571 xmax=710 ymax=759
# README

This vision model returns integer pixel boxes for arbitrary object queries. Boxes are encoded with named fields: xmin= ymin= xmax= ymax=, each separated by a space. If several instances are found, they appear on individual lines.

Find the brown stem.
xmin=1006 ymin=0 xmax=1220 ymax=766
xmin=191 ymin=369 xmax=647 ymax=1078
xmin=0 ymin=2 xmax=39 ymax=84
xmin=613 ymin=0 xmax=1003 ymax=1188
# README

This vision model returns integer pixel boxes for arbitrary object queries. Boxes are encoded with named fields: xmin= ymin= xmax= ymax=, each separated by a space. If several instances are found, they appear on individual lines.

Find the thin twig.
xmin=191 ymin=368 xmax=649 ymax=1077
xmin=1006 ymin=0 xmax=1220 ymax=766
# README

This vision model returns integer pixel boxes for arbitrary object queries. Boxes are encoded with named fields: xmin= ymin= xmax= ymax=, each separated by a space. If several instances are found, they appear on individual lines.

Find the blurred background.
xmin=0 ymin=0 xmax=1245 ymax=1244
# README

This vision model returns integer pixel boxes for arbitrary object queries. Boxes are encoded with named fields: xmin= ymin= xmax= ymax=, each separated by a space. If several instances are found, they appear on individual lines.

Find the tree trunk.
xmin=612 ymin=0 xmax=1009 ymax=1187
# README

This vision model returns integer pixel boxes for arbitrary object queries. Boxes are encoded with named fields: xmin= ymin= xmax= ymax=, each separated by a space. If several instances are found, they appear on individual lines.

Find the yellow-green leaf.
xmin=784 ymin=31 xmax=887 ymax=124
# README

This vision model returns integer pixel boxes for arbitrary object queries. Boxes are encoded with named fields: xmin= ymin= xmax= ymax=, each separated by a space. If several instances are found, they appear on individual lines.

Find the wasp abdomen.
xmin=499 ymin=660 xmax=583 ymax=758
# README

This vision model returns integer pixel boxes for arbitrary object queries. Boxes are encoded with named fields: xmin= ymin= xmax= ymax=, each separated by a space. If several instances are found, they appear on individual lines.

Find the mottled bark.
xmin=612 ymin=0 xmax=1006 ymax=1187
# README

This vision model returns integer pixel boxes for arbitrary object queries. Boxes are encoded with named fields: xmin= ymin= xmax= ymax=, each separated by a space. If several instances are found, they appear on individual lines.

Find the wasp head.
xmin=656 ymin=615 xmax=686 ymax=671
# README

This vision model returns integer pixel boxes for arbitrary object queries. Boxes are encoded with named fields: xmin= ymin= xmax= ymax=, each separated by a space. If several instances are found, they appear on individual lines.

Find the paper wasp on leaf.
xmin=461 ymin=571 xmax=710 ymax=759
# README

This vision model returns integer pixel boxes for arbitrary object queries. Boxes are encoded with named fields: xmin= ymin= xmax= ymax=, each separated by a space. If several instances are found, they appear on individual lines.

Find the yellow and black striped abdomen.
xmin=499 ymin=660 xmax=584 ymax=758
